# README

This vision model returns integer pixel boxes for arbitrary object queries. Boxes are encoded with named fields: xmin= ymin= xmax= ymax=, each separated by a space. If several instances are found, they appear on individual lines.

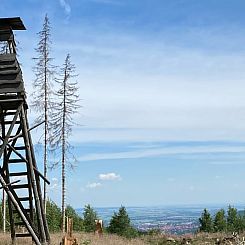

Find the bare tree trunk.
xmin=44 ymin=114 xmax=47 ymax=214
xmin=43 ymin=30 xmax=48 ymax=215
xmin=61 ymin=130 xmax=66 ymax=233
xmin=61 ymin=70 xmax=67 ymax=233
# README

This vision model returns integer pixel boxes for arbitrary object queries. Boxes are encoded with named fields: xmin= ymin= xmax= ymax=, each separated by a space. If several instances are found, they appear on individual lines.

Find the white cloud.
xmin=78 ymin=145 xmax=245 ymax=162
xmin=86 ymin=182 xmax=102 ymax=189
xmin=59 ymin=0 xmax=71 ymax=16
xmin=99 ymin=173 xmax=121 ymax=181
xmin=72 ymin=127 xmax=245 ymax=143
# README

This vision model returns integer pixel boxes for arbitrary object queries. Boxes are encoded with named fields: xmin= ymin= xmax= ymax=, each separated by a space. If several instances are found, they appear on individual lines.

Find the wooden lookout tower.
xmin=0 ymin=17 xmax=50 ymax=244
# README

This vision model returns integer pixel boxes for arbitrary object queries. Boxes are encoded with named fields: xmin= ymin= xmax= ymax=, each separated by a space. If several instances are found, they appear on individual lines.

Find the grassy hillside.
xmin=0 ymin=232 xmax=245 ymax=245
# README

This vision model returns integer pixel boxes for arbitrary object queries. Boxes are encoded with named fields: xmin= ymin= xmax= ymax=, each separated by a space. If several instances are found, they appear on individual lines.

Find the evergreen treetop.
xmin=83 ymin=204 xmax=98 ymax=232
xmin=213 ymin=209 xmax=226 ymax=232
xmin=199 ymin=208 xmax=213 ymax=232
xmin=227 ymin=205 xmax=238 ymax=232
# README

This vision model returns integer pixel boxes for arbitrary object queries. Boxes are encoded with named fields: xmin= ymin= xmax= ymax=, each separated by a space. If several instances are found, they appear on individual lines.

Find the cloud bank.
xmin=79 ymin=145 xmax=245 ymax=161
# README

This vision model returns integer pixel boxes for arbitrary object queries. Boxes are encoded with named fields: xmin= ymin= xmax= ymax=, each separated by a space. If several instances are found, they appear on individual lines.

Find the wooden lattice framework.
xmin=0 ymin=17 xmax=50 ymax=245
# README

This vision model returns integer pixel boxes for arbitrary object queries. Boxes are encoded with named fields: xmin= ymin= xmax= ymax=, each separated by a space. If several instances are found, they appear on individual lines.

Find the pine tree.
xmin=83 ymin=205 xmax=98 ymax=232
xmin=213 ymin=209 xmax=226 ymax=232
xmin=32 ymin=14 xmax=55 ymax=213
xmin=108 ymin=206 xmax=130 ymax=235
xmin=236 ymin=214 xmax=245 ymax=233
xmin=108 ymin=206 xmax=138 ymax=237
xmin=227 ymin=205 xmax=238 ymax=232
xmin=199 ymin=208 xmax=213 ymax=232
xmin=50 ymin=54 xmax=80 ymax=232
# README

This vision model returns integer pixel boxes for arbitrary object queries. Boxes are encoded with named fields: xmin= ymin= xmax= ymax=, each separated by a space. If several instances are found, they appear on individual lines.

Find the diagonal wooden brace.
xmin=0 ymin=103 xmax=22 ymax=158
xmin=0 ymin=180 xmax=20 ymax=189
xmin=8 ymin=120 xmax=45 ymax=143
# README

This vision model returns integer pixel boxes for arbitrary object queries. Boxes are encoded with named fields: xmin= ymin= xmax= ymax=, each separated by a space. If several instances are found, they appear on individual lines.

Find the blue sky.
xmin=2 ymin=0 xmax=245 ymax=208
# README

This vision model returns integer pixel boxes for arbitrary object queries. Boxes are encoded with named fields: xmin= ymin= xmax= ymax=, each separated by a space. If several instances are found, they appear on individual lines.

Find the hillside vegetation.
xmin=1 ymin=232 xmax=245 ymax=245
xmin=1 ymin=202 xmax=245 ymax=244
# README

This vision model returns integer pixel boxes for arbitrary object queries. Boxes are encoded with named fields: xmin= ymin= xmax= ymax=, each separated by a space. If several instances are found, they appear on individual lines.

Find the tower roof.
xmin=0 ymin=17 xmax=26 ymax=30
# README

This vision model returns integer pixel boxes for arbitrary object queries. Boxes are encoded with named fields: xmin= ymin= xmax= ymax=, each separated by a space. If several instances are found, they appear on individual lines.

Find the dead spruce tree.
xmin=51 ymin=54 xmax=80 ymax=232
xmin=32 ymin=14 xmax=55 ymax=213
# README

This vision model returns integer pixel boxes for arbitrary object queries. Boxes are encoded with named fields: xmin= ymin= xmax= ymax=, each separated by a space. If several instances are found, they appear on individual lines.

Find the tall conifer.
xmin=32 ymin=14 xmax=55 ymax=213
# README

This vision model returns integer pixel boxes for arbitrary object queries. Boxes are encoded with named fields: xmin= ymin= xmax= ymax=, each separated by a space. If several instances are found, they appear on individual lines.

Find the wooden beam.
xmin=0 ymin=172 xmax=41 ymax=245
xmin=8 ymin=120 xmax=45 ymax=143
xmin=20 ymin=106 xmax=47 ymax=243
xmin=0 ymin=103 xmax=22 ymax=158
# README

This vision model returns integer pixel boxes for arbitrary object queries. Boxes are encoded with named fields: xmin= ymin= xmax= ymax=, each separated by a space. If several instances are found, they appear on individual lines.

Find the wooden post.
xmin=2 ymin=189 xmax=6 ymax=233
xmin=60 ymin=218 xmax=78 ymax=245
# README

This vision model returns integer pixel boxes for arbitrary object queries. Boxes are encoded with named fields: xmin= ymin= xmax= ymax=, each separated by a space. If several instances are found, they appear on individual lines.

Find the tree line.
xmin=199 ymin=206 xmax=245 ymax=233
xmin=0 ymin=201 xmax=138 ymax=238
